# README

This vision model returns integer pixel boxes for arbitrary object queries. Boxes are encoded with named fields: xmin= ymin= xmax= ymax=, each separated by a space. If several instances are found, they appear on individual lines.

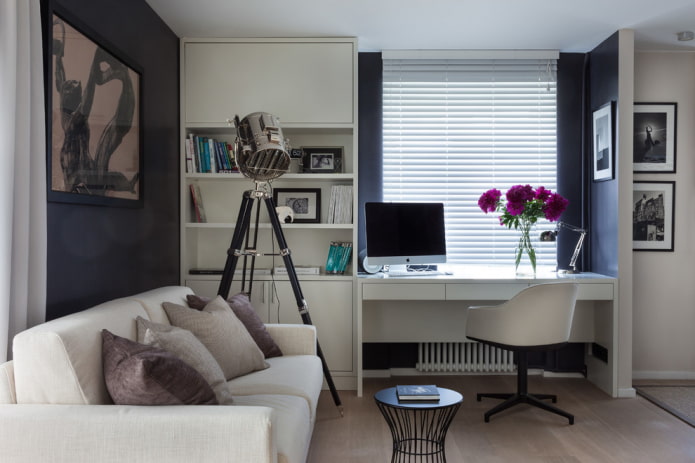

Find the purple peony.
xmin=505 ymin=184 xmax=535 ymax=216
xmin=543 ymin=193 xmax=569 ymax=221
xmin=535 ymin=186 xmax=551 ymax=202
xmin=478 ymin=188 xmax=501 ymax=213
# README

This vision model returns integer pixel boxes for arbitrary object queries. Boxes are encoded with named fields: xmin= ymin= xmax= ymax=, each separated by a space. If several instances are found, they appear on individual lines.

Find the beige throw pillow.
xmin=163 ymin=296 xmax=269 ymax=380
xmin=135 ymin=317 xmax=235 ymax=405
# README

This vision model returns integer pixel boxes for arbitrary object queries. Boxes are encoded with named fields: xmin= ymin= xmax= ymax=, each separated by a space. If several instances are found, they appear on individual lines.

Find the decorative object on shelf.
xmin=275 ymin=206 xmax=294 ymax=224
xmin=302 ymin=147 xmax=343 ymax=173
xmin=632 ymin=181 xmax=675 ymax=252
xmin=633 ymin=102 xmax=677 ymax=173
xmin=288 ymin=148 xmax=304 ymax=173
xmin=326 ymin=241 xmax=353 ymax=274
xmin=273 ymin=188 xmax=321 ymax=223
xmin=48 ymin=7 xmax=143 ymax=207
xmin=478 ymin=185 xmax=568 ymax=274
xmin=540 ymin=222 xmax=587 ymax=273
xmin=592 ymin=101 xmax=614 ymax=182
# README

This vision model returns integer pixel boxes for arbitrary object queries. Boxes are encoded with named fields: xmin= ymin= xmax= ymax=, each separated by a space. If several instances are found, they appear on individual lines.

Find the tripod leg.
xmin=264 ymin=196 xmax=344 ymax=416
xmin=218 ymin=192 xmax=255 ymax=298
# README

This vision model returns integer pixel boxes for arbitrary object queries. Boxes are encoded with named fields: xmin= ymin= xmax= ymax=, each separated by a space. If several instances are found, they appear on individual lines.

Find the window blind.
xmin=382 ymin=58 xmax=558 ymax=266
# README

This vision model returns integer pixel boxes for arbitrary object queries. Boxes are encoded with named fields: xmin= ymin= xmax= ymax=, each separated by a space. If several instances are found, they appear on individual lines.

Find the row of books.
xmin=326 ymin=185 xmax=353 ymax=224
xmin=186 ymin=134 xmax=239 ymax=174
xmin=326 ymin=241 xmax=352 ymax=274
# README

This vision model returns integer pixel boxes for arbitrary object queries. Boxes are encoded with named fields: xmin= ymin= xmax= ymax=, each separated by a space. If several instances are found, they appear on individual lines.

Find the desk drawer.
xmin=445 ymin=283 xmax=528 ymax=300
xmin=362 ymin=283 xmax=445 ymax=300
xmin=577 ymin=283 xmax=613 ymax=300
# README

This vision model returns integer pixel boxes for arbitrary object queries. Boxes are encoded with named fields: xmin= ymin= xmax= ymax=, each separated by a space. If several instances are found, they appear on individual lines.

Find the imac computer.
xmin=364 ymin=202 xmax=447 ymax=275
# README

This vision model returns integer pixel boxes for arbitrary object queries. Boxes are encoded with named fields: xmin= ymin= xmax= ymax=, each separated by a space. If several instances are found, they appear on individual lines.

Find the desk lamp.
xmin=540 ymin=221 xmax=587 ymax=274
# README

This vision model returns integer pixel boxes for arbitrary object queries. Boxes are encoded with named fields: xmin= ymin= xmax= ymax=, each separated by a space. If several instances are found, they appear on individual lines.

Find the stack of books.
xmin=273 ymin=266 xmax=320 ymax=275
xmin=326 ymin=185 xmax=353 ymax=224
xmin=325 ymin=241 xmax=352 ymax=274
xmin=396 ymin=384 xmax=440 ymax=401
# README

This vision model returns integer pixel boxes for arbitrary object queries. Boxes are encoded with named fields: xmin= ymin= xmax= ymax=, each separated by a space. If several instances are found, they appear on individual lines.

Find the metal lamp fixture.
xmin=229 ymin=112 xmax=291 ymax=183
xmin=540 ymin=222 xmax=587 ymax=274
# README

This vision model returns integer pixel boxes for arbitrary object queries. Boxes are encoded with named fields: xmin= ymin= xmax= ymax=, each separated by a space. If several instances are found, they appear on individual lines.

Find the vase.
xmin=515 ymin=220 xmax=536 ymax=276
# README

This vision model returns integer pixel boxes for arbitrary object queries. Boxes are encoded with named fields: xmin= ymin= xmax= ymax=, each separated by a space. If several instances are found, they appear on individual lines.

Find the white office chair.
xmin=465 ymin=282 xmax=579 ymax=424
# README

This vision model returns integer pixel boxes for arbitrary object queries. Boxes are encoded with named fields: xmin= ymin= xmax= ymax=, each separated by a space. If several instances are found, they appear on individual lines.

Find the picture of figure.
xmin=633 ymin=112 xmax=667 ymax=164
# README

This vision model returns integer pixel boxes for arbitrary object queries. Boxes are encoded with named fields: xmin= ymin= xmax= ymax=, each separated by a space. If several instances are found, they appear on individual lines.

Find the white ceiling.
xmin=145 ymin=0 xmax=695 ymax=52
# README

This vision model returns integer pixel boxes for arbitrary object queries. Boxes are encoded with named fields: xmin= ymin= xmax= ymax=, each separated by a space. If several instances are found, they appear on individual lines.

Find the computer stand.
xmin=217 ymin=186 xmax=343 ymax=416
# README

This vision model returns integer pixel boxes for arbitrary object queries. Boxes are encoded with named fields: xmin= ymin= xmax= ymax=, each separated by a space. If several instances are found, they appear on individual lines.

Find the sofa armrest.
xmin=265 ymin=324 xmax=317 ymax=356
xmin=0 ymin=404 xmax=276 ymax=463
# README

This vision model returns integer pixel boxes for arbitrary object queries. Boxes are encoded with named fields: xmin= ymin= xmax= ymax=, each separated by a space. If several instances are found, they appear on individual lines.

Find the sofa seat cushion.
xmin=233 ymin=394 xmax=312 ymax=463
xmin=227 ymin=355 xmax=323 ymax=419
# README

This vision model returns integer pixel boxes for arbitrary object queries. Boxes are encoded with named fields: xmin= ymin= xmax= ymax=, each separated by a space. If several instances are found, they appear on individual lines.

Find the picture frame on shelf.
xmin=633 ymin=181 xmax=675 ymax=252
xmin=273 ymin=188 xmax=321 ymax=223
xmin=633 ymin=102 xmax=677 ymax=173
xmin=592 ymin=102 xmax=614 ymax=182
xmin=302 ymin=147 xmax=343 ymax=173
xmin=47 ymin=7 xmax=143 ymax=207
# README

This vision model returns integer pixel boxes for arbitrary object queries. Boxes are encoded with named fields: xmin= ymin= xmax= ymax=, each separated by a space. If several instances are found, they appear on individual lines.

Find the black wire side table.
xmin=375 ymin=387 xmax=463 ymax=462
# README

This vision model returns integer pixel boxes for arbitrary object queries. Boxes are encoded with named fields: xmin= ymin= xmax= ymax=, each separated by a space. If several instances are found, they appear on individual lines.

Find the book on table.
xmin=396 ymin=384 xmax=440 ymax=401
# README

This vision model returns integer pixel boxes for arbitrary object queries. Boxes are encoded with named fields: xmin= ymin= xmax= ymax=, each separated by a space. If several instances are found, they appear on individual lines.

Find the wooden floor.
xmin=307 ymin=376 xmax=695 ymax=462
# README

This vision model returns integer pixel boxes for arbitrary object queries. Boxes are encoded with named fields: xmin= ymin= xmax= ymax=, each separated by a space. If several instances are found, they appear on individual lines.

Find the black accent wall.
xmin=43 ymin=0 xmax=180 ymax=320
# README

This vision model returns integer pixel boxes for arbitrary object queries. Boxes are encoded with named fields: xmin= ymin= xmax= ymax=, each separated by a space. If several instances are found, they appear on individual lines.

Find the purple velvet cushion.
xmin=186 ymin=293 xmax=283 ymax=358
xmin=101 ymin=330 xmax=218 ymax=405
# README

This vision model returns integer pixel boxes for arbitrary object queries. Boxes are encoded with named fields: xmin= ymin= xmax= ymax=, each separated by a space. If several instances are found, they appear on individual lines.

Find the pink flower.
xmin=478 ymin=188 xmax=501 ymax=213
xmin=543 ymin=193 xmax=569 ymax=222
xmin=505 ymin=184 xmax=535 ymax=216
xmin=535 ymin=186 xmax=551 ymax=201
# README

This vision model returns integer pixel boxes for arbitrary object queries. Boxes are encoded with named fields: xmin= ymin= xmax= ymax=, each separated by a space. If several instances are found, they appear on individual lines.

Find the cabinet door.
xmin=184 ymin=279 xmax=271 ymax=323
xmin=185 ymin=41 xmax=354 ymax=125
xmin=272 ymin=280 xmax=353 ymax=372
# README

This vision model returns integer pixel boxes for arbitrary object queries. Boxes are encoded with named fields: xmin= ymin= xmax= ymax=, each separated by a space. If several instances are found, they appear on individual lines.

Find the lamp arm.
xmin=568 ymin=230 xmax=586 ymax=271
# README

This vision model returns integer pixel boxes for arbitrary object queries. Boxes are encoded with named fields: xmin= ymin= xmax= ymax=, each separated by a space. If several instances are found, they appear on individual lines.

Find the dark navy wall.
xmin=43 ymin=0 xmax=179 ymax=320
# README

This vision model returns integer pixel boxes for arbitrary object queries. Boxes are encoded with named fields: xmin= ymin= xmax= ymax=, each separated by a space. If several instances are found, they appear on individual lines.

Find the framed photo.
xmin=302 ymin=147 xmax=343 ymax=173
xmin=592 ymin=102 xmax=614 ymax=182
xmin=48 ymin=7 xmax=143 ymax=207
xmin=633 ymin=181 xmax=675 ymax=252
xmin=273 ymin=188 xmax=321 ymax=223
xmin=633 ymin=102 xmax=677 ymax=173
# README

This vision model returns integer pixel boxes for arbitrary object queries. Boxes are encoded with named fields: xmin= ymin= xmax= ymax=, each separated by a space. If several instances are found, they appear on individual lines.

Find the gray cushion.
xmin=101 ymin=330 xmax=217 ymax=405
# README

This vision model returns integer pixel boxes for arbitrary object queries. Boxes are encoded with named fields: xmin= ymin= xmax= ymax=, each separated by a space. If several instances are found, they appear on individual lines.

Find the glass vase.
xmin=515 ymin=220 xmax=536 ymax=276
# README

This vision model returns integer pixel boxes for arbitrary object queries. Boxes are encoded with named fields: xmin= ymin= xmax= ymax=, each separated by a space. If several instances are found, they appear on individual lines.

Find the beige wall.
xmin=633 ymin=51 xmax=695 ymax=379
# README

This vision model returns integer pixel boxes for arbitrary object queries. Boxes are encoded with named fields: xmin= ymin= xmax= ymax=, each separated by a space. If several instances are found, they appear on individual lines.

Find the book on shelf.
xmin=325 ymin=241 xmax=352 ymax=274
xmin=273 ymin=266 xmax=321 ymax=275
xmin=326 ymin=185 xmax=353 ymax=224
xmin=186 ymin=133 xmax=238 ymax=173
xmin=189 ymin=184 xmax=207 ymax=223
xmin=396 ymin=384 xmax=440 ymax=401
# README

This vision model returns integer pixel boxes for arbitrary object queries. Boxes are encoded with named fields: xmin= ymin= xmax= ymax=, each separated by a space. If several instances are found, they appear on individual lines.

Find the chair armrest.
xmin=265 ymin=324 xmax=317 ymax=356
xmin=0 ymin=404 xmax=276 ymax=463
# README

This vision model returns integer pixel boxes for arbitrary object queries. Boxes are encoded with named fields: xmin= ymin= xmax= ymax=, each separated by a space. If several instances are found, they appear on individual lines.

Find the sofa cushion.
xmin=227 ymin=355 xmax=323 ymax=419
xmin=163 ymin=296 xmax=268 ymax=380
xmin=136 ymin=317 xmax=235 ymax=405
xmin=0 ymin=361 xmax=16 ymax=404
xmin=187 ymin=293 xmax=283 ymax=358
xmin=102 ymin=330 xmax=218 ymax=405
xmin=233 ymin=394 xmax=312 ymax=463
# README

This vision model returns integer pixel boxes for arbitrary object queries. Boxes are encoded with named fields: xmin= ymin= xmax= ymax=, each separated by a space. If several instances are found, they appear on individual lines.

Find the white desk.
xmin=357 ymin=267 xmax=619 ymax=398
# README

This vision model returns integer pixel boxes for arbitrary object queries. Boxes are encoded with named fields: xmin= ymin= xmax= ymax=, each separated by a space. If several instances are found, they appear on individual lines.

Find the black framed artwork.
xmin=592 ymin=102 xmax=614 ymax=182
xmin=302 ymin=147 xmax=343 ymax=173
xmin=633 ymin=102 xmax=677 ymax=173
xmin=273 ymin=188 xmax=321 ymax=223
xmin=48 ymin=6 xmax=143 ymax=207
xmin=633 ymin=181 xmax=675 ymax=252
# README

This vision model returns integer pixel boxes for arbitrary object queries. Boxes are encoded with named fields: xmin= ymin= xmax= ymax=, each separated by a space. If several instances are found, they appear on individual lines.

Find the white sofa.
xmin=0 ymin=286 xmax=324 ymax=463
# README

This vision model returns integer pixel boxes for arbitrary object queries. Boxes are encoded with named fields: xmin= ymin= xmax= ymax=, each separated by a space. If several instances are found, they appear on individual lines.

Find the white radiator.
xmin=416 ymin=342 xmax=516 ymax=373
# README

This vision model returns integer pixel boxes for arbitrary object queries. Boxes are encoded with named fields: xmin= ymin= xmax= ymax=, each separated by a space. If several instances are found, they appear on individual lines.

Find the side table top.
xmin=375 ymin=386 xmax=463 ymax=409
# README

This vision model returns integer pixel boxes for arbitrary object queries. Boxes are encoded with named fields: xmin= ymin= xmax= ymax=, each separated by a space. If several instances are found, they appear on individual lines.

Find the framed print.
xmin=592 ymin=102 xmax=614 ymax=182
xmin=273 ymin=188 xmax=321 ymax=223
xmin=48 ymin=8 xmax=143 ymax=207
xmin=633 ymin=102 xmax=677 ymax=173
xmin=302 ymin=147 xmax=343 ymax=173
xmin=633 ymin=181 xmax=675 ymax=251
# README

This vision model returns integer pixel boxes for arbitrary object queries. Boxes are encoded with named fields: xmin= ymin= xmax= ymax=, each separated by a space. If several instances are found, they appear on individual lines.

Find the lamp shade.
xmin=234 ymin=112 xmax=290 ymax=182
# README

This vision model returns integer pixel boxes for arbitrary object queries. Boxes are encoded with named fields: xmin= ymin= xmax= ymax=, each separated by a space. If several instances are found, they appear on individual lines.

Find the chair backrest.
xmin=466 ymin=282 xmax=579 ymax=348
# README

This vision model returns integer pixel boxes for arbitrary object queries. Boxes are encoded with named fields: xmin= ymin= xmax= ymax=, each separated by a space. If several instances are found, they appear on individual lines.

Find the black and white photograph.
xmin=633 ymin=181 xmax=675 ymax=251
xmin=302 ymin=147 xmax=343 ymax=173
xmin=273 ymin=188 xmax=321 ymax=223
xmin=633 ymin=102 xmax=677 ymax=173
xmin=592 ymin=102 xmax=613 ymax=182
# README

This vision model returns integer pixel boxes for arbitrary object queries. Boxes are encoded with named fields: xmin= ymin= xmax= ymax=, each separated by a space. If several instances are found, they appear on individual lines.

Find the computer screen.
xmin=364 ymin=202 xmax=447 ymax=268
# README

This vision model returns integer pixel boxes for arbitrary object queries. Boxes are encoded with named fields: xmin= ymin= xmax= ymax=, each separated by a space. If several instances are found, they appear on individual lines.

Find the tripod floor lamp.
xmin=216 ymin=112 xmax=342 ymax=415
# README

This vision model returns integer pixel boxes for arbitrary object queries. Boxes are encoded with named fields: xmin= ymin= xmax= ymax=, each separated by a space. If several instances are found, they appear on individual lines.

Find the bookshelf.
xmin=180 ymin=37 xmax=358 ymax=389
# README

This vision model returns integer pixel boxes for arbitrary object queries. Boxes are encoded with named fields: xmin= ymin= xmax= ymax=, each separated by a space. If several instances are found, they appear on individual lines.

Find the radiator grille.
xmin=416 ymin=342 xmax=516 ymax=373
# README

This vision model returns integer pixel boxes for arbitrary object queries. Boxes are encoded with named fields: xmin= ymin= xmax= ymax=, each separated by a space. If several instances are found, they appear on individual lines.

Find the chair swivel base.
xmin=477 ymin=392 xmax=574 ymax=425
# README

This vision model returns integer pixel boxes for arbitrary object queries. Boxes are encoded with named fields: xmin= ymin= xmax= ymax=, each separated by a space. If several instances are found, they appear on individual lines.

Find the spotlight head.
xmin=233 ymin=112 xmax=290 ymax=182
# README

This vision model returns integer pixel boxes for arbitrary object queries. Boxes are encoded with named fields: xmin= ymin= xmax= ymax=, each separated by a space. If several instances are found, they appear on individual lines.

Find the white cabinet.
xmin=180 ymin=37 xmax=358 ymax=389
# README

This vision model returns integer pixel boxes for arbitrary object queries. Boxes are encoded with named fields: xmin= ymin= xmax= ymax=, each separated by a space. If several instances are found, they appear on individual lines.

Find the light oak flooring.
xmin=307 ymin=376 xmax=695 ymax=462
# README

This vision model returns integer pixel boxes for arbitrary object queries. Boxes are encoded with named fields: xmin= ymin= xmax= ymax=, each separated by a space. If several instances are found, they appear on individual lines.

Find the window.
xmin=382 ymin=53 xmax=558 ymax=266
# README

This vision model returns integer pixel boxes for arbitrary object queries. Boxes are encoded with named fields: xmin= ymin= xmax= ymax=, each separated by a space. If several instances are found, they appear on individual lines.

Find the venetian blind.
xmin=382 ymin=56 xmax=559 ymax=266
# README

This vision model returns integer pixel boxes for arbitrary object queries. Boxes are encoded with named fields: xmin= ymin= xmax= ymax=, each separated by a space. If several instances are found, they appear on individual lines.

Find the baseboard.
xmin=618 ymin=387 xmax=637 ymax=398
xmin=633 ymin=370 xmax=695 ymax=381
xmin=362 ymin=368 xmax=582 ymax=378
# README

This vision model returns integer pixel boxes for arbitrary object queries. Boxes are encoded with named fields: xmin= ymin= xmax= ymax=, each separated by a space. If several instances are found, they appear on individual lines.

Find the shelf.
xmin=185 ymin=173 xmax=354 ymax=181
xmin=185 ymin=122 xmax=354 ymax=133
xmin=185 ymin=222 xmax=354 ymax=229
xmin=185 ymin=273 xmax=354 ymax=281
